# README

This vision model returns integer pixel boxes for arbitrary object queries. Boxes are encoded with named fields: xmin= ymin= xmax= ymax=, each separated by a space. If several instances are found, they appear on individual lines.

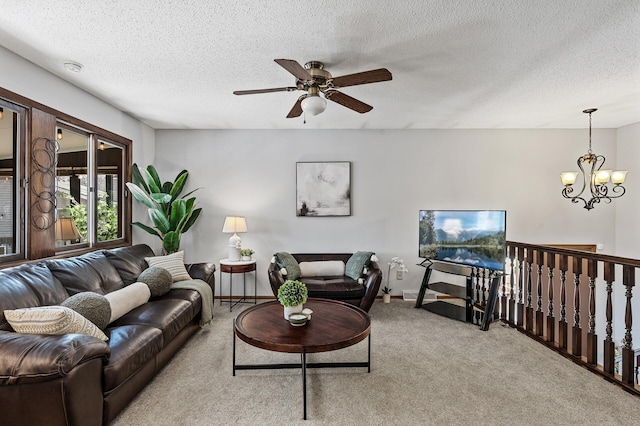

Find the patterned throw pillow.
xmin=4 ymin=306 xmax=108 ymax=341
xmin=145 ymin=251 xmax=191 ymax=282
xmin=274 ymin=252 xmax=301 ymax=280
xmin=345 ymin=251 xmax=374 ymax=281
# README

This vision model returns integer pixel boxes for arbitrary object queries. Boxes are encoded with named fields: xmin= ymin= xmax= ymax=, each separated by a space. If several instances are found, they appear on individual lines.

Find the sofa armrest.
xmin=0 ymin=331 xmax=110 ymax=385
xmin=268 ymin=261 xmax=285 ymax=297
xmin=185 ymin=262 xmax=216 ymax=297
xmin=360 ymin=261 xmax=383 ymax=312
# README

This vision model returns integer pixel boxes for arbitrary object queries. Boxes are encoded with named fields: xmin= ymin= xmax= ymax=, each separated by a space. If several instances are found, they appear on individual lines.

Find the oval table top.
xmin=234 ymin=298 xmax=371 ymax=354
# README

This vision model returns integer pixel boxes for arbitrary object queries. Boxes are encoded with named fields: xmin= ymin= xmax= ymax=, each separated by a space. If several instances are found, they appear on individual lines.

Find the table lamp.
xmin=222 ymin=216 xmax=247 ymax=261
xmin=55 ymin=216 xmax=82 ymax=246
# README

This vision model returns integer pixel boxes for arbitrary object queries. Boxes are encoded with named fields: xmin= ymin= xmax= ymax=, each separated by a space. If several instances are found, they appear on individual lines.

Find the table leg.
xmin=229 ymin=272 xmax=233 ymax=312
xmin=302 ymin=351 xmax=307 ymax=420
xmin=368 ymin=334 xmax=371 ymax=373
xmin=232 ymin=325 xmax=236 ymax=376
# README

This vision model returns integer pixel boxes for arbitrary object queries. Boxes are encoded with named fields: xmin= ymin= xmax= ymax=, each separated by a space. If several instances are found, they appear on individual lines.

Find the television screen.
xmin=419 ymin=210 xmax=506 ymax=271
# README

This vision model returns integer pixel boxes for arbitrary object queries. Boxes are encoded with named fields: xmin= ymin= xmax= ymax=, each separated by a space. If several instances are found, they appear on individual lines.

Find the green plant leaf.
xmin=132 ymin=163 xmax=150 ymax=194
xmin=163 ymin=231 xmax=180 ymax=254
xmin=132 ymin=221 xmax=163 ymax=239
xmin=169 ymin=171 xmax=188 ymax=200
xmin=181 ymin=207 xmax=202 ymax=233
xmin=151 ymin=193 xmax=172 ymax=204
xmin=146 ymin=165 xmax=162 ymax=190
xmin=170 ymin=199 xmax=187 ymax=229
xmin=126 ymin=183 xmax=158 ymax=210
xmin=162 ymin=181 xmax=173 ymax=193
xmin=149 ymin=208 xmax=170 ymax=234
xmin=140 ymin=167 xmax=161 ymax=194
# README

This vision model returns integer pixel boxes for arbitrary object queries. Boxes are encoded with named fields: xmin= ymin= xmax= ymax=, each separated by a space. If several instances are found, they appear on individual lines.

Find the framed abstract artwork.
xmin=296 ymin=162 xmax=351 ymax=217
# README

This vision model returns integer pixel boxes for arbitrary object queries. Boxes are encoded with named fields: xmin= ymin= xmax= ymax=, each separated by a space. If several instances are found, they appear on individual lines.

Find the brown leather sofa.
xmin=268 ymin=253 xmax=382 ymax=312
xmin=0 ymin=244 xmax=215 ymax=426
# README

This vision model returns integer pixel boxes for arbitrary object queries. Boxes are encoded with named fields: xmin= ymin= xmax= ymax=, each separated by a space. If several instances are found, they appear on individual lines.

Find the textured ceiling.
xmin=0 ymin=0 xmax=639 ymax=129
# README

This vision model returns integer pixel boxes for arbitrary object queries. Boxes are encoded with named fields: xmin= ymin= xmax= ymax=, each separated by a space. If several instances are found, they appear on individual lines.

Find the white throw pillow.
xmin=4 ymin=306 xmax=108 ymax=341
xmin=104 ymin=282 xmax=151 ymax=324
xmin=145 ymin=251 xmax=191 ymax=282
xmin=299 ymin=261 xmax=346 ymax=277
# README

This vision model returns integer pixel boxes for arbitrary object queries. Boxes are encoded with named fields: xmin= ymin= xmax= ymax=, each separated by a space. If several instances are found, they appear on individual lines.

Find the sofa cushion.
xmin=61 ymin=292 xmax=111 ymax=330
xmin=110 ymin=298 xmax=195 ymax=342
xmin=303 ymin=277 xmax=366 ymax=299
xmin=2 ymin=263 xmax=69 ymax=306
xmin=46 ymin=251 xmax=125 ymax=295
xmin=137 ymin=266 xmax=172 ymax=297
xmin=274 ymin=252 xmax=301 ymax=280
xmin=104 ymin=283 xmax=151 ymax=324
xmin=103 ymin=325 xmax=163 ymax=392
xmin=145 ymin=251 xmax=191 ymax=282
xmin=0 ymin=273 xmax=39 ymax=331
xmin=299 ymin=260 xmax=345 ymax=277
xmin=104 ymin=244 xmax=155 ymax=285
xmin=345 ymin=251 xmax=374 ymax=281
xmin=4 ymin=306 xmax=108 ymax=341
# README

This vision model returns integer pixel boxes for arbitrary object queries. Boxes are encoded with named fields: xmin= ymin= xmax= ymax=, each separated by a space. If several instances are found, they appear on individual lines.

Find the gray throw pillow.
xmin=345 ymin=251 xmax=374 ymax=281
xmin=137 ymin=266 xmax=173 ymax=297
xmin=61 ymin=291 xmax=111 ymax=330
xmin=275 ymin=252 xmax=301 ymax=280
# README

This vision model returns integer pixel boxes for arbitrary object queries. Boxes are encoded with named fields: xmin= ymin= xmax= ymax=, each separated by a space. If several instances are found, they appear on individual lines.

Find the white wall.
xmin=155 ymin=128 xmax=621 ymax=298
xmin=615 ymin=121 xmax=640 ymax=259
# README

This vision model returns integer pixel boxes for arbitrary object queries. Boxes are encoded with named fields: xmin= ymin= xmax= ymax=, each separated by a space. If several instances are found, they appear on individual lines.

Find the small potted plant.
xmin=381 ymin=286 xmax=392 ymax=303
xmin=277 ymin=280 xmax=308 ymax=319
xmin=240 ymin=248 xmax=254 ymax=261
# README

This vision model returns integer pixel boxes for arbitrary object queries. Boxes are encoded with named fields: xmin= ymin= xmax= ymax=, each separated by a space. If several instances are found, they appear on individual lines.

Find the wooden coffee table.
xmin=233 ymin=298 xmax=371 ymax=420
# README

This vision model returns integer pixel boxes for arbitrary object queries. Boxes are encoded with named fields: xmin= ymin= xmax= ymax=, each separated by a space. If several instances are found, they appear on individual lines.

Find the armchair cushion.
xmin=274 ymin=252 xmax=301 ymax=280
xmin=345 ymin=251 xmax=374 ymax=281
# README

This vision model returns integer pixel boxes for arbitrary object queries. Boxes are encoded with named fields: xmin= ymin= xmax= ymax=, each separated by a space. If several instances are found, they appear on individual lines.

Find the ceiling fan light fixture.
xmin=301 ymin=94 xmax=326 ymax=116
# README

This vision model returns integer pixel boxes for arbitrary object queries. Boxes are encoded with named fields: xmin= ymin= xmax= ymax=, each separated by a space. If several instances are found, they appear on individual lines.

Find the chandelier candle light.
xmin=560 ymin=108 xmax=628 ymax=210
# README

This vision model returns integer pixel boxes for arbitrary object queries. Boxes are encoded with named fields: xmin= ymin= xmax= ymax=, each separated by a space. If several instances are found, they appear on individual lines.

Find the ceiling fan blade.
xmin=325 ymin=90 xmax=373 ymax=113
xmin=233 ymin=87 xmax=297 ymax=95
xmin=330 ymin=68 xmax=392 ymax=88
xmin=286 ymin=95 xmax=306 ymax=118
xmin=274 ymin=59 xmax=313 ymax=81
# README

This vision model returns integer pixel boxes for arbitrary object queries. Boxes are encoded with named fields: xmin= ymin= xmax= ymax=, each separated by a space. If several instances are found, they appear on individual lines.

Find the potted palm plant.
xmin=126 ymin=164 xmax=202 ymax=254
xmin=277 ymin=280 xmax=308 ymax=319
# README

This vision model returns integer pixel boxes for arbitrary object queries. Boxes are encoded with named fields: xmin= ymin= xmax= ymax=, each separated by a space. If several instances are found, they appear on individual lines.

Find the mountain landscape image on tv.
xmin=419 ymin=210 xmax=506 ymax=271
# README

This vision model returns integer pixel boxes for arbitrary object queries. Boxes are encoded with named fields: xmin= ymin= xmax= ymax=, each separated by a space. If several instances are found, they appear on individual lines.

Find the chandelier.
xmin=560 ymin=108 xmax=628 ymax=210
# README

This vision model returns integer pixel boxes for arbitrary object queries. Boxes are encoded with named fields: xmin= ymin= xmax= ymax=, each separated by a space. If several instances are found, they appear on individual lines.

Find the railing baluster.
xmin=535 ymin=250 xmax=544 ymax=337
xmin=500 ymin=260 xmax=507 ymax=320
xmin=558 ymin=254 xmax=567 ymax=349
xmin=547 ymin=252 xmax=557 ymax=343
xmin=473 ymin=267 xmax=481 ymax=325
xmin=517 ymin=247 xmax=525 ymax=328
xmin=603 ymin=262 xmax=615 ymax=376
xmin=508 ymin=245 xmax=516 ymax=326
xmin=622 ymin=265 xmax=635 ymax=385
xmin=572 ymin=257 xmax=582 ymax=357
xmin=586 ymin=259 xmax=598 ymax=365
xmin=526 ymin=248 xmax=534 ymax=333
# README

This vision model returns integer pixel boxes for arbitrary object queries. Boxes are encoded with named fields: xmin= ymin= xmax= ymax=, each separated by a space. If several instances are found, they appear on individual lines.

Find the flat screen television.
xmin=419 ymin=210 xmax=506 ymax=271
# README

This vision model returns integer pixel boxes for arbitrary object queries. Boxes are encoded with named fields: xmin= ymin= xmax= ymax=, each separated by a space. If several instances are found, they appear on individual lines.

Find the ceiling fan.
xmin=233 ymin=59 xmax=392 ymax=119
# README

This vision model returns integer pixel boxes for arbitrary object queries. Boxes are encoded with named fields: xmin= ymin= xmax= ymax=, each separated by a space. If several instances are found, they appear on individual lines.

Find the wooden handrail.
xmin=504 ymin=241 xmax=640 ymax=396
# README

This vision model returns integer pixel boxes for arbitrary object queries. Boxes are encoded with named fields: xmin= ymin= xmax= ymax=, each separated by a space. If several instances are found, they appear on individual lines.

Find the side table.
xmin=219 ymin=259 xmax=257 ymax=312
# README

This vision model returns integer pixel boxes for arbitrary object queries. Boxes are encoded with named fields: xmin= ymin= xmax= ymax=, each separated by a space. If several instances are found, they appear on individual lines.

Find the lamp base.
xmin=228 ymin=233 xmax=241 ymax=261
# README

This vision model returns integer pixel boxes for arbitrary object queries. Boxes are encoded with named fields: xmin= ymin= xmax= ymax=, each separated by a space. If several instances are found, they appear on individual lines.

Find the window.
xmin=0 ymin=99 xmax=26 ymax=262
xmin=0 ymin=87 xmax=131 ymax=264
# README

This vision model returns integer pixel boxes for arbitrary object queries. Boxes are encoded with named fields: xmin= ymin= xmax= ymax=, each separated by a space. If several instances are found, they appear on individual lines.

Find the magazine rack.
xmin=414 ymin=260 xmax=501 ymax=331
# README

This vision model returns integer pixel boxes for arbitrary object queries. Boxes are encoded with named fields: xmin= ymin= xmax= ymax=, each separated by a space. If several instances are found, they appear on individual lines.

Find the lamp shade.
xmin=301 ymin=95 xmax=327 ymax=116
xmin=55 ymin=217 xmax=81 ymax=242
xmin=222 ymin=216 xmax=247 ymax=233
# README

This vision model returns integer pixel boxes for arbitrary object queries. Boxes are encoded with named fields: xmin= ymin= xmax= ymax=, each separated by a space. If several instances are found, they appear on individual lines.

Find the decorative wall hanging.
xmin=30 ymin=137 xmax=58 ymax=230
xmin=296 ymin=162 xmax=351 ymax=217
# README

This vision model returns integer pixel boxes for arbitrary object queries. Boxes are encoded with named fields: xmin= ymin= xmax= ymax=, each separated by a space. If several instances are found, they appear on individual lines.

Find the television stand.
xmin=415 ymin=261 xmax=501 ymax=331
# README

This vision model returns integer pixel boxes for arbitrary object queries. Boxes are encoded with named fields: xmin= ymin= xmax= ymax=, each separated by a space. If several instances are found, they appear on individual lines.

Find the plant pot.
xmin=241 ymin=256 xmax=252 ymax=261
xmin=382 ymin=294 xmax=391 ymax=303
xmin=283 ymin=304 xmax=303 ymax=319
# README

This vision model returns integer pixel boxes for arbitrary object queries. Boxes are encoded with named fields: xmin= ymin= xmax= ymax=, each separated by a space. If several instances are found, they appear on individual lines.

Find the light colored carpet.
xmin=112 ymin=299 xmax=640 ymax=425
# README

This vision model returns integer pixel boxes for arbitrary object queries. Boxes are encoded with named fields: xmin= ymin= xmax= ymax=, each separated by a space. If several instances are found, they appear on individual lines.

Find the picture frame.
xmin=296 ymin=162 xmax=351 ymax=217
